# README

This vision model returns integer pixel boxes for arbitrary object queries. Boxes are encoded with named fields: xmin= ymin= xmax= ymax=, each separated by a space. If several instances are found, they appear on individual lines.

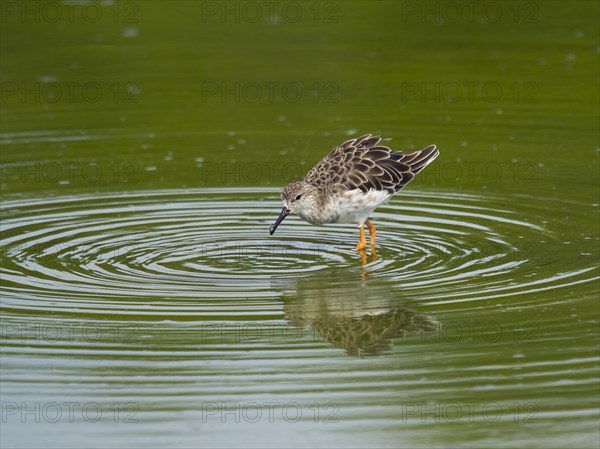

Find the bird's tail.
xmin=387 ymin=145 xmax=439 ymax=192
xmin=401 ymin=145 xmax=439 ymax=174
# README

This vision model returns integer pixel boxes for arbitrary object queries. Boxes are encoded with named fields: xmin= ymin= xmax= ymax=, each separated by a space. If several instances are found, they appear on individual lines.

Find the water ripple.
xmin=1 ymin=188 xmax=597 ymax=318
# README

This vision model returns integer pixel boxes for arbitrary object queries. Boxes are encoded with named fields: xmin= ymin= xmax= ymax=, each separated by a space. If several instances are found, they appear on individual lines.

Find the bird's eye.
xmin=294 ymin=194 xmax=302 ymax=201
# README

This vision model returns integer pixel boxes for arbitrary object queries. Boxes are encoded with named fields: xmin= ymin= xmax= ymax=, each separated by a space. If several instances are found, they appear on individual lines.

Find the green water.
xmin=1 ymin=1 xmax=599 ymax=448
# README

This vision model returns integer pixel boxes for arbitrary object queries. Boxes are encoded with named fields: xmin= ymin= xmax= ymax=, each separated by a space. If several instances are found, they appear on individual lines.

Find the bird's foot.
xmin=355 ymin=241 xmax=367 ymax=251
xmin=355 ymin=226 xmax=367 ymax=251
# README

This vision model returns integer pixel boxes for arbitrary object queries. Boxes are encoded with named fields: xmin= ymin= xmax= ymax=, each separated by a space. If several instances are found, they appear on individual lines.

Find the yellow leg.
xmin=355 ymin=226 xmax=367 ymax=251
xmin=365 ymin=219 xmax=376 ymax=249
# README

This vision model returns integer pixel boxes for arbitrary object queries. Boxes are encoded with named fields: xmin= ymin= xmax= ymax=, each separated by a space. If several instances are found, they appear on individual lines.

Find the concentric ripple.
xmin=2 ymin=187 xmax=598 ymax=448
xmin=1 ymin=188 xmax=597 ymax=316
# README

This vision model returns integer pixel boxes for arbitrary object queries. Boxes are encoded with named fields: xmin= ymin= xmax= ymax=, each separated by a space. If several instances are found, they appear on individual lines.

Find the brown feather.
xmin=304 ymin=135 xmax=439 ymax=195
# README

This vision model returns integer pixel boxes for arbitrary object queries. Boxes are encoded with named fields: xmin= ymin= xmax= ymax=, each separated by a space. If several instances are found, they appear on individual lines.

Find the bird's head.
xmin=269 ymin=181 xmax=319 ymax=235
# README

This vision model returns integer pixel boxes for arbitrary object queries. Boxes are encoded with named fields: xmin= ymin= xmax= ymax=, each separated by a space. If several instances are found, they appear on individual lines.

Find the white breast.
xmin=325 ymin=189 xmax=391 ymax=226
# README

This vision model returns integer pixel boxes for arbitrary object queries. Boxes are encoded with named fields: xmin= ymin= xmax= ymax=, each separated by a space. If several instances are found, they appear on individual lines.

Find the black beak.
xmin=269 ymin=207 xmax=290 ymax=235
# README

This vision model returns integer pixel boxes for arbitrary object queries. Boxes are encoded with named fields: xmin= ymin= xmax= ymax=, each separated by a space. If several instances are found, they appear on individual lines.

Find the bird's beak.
xmin=269 ymin=207 xmax=290 ymax=235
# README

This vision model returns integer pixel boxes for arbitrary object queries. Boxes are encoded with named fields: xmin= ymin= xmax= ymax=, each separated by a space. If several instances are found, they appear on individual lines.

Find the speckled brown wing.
xmin=304 ymin=134 xmax=439 ymax=194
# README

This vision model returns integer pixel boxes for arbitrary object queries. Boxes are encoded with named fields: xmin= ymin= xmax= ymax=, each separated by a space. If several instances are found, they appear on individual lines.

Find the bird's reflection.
xmin=280 ymin=270 xmax=439 ymax=357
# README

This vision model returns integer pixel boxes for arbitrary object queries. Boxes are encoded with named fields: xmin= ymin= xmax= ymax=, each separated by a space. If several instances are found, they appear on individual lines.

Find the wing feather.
xmin=304 ymin=136 xmax=439 ymax=194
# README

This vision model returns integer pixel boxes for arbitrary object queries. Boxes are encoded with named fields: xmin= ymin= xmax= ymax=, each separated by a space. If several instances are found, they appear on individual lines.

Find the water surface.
xmin=1 ymin=1 xmax=599 ymax=448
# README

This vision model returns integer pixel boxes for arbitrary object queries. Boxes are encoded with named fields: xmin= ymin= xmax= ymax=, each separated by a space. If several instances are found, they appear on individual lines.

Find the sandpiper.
xmin=269 ymin=134 xmax=439 ymax=251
